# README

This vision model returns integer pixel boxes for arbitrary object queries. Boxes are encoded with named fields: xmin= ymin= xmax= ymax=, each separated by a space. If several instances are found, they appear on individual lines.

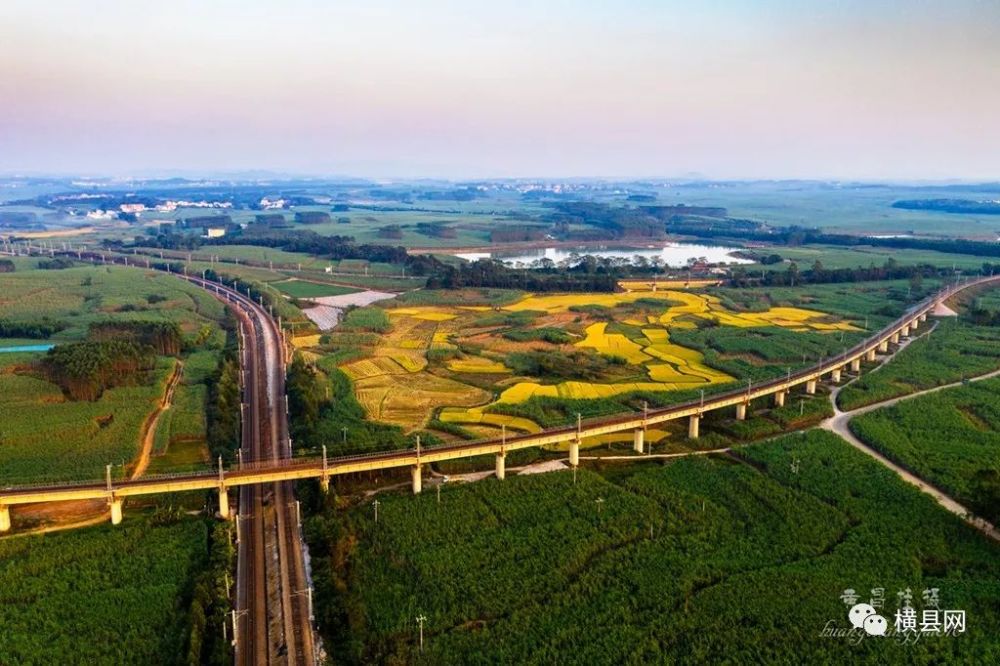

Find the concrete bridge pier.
xmin=110 ymin=498 xmax=123 ymax=526
xmin=411 ymin=465 xmax=423 ymax=494
xmin=218 ymin=487 xmax=230 ymax=520
xmin=850 ymin=358 xmax=861 ymax=373
xmin=496 ymin=452 xmax=506 ymax=480
xmin=891 ymin=332 xmax=900 ymax=344
xmin=633 ymin=428 xmax=645 ymax=454
xmin=831 ymin=367 xmax=842 ymax=383
xmin=319 ymin=475 xmax=330 ymax=493
xmin=911 ymin=318 xmax=919 ymax=330
xmin=878 ymin=340 xmax=888 ymax=353
xmin=919 ymin=313 xmax=927 ymax=323
xmin=569 ymin=439 xmax=580 ymax=466
xmin=688 ymin=414 xmax=700 ymax=439
xmin=901 ymin=324 xmax=910 ymax=337
xmin=805 ymin=379 xmax=817 ymax=395
xmin=774 ymin=390 xmax=786 ymax=408
xmin=736 ymin=403 xmax=747 ymax=420
xmin=865 ymin=348 xmax=876 ymax=362
xmin=0 ymin=504 xmax=9 ymax=532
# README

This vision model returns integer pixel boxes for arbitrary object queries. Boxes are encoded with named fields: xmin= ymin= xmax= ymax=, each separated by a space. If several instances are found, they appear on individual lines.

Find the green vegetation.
xmin=0 ymin=263 xmax=232 ymax=482
xmin=275 ymin=280 xmax=360 ymax=299
xmin=506 ymin=349 xmax=624 ymax=380
xmin=293 ymin=356 xmax=415 ymax=456
xmin=0 ymin=358 xmax=175 ymax=483
xmin=851 ymin=378 xmax=1000 ymax=524
xmin=306 ymin=431 xmax=1000 ymax=664
xmin=340 ymin=307 xmax=391 ymax=333
xmin=391 ymin=288 xmax=523 ymax=307
xmin=501 ymin=327 xmax=573 ymax=344
xmin=0 ymin=318 xmax=66 ymax=338
xmin=43 ymin=340 xmax=157 ymax=400
xmin=838 ymin=319 xmax=1000 ymax=410
xmin=0 ymin=518 xmax=230 ymax=665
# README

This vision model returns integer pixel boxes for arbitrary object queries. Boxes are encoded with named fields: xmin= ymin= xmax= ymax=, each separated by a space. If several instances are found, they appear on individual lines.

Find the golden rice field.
xmin=308 ymin=288 xmax=857 ymax=433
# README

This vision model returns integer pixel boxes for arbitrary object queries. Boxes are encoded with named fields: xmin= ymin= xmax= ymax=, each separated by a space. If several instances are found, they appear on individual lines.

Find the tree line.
xmin=0 ymin=318 xmax=65 ymax=338
xmin=89 ymin=320 xmax=184 ymax=355
xmin=426 ymin=258 xmax=620 ymax=292
xmin=730 ymin=259 xmax=941 ymax=288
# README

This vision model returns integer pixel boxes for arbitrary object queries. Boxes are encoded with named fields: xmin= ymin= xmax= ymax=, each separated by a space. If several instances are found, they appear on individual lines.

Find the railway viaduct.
xmin=2 ymin=273 xmax=996 ymax=531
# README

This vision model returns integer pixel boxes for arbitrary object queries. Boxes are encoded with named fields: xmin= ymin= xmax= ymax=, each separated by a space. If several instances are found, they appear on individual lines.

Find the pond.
xmin=0 ymin=344 xmax=55 ymax=353
xmin=452 ymin=242 xmax=751 ymax=267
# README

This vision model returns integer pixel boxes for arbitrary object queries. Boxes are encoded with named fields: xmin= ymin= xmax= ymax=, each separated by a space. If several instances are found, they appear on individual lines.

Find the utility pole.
xmin=416 ymin=615 xmax=427 ymax=652
xmin=373 ymin=499 xmax=380 ymax=523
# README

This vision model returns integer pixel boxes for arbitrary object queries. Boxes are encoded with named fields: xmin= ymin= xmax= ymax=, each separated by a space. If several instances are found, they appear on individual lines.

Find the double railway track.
xmin=194 ymin=276 xmax=315 ymax=665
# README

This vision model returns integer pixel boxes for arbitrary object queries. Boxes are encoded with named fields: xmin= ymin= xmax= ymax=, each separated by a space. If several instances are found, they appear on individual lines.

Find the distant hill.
xmin=892 ymin=198 xmax=1000 ymax=215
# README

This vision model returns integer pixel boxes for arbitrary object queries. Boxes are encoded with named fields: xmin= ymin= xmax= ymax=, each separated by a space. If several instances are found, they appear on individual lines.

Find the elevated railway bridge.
xmin=2 ymin=273 xmax=996 ymax=529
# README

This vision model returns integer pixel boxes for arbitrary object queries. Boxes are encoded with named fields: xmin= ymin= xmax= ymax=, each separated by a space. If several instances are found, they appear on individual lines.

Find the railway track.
xmin=216 ymin=276 xmax=315 ymax=665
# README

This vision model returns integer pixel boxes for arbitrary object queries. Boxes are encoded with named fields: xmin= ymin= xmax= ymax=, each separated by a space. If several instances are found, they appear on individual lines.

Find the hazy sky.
xmin=2 ymin=0 xmax=998 ymax=180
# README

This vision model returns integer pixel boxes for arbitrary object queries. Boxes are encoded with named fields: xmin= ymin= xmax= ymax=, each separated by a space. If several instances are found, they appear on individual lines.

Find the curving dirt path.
xmin=5 ymin=360 xmax=184 ymax=538
xmin=130 ymin=359 xmax=184 ymax=480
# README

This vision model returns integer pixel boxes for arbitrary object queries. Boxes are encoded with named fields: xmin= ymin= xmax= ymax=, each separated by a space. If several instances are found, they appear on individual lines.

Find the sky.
xmin=1 ymin=0 xmax=999 ymax=180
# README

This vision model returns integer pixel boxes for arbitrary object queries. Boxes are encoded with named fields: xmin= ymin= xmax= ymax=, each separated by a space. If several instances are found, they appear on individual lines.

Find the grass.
xmin=274 ymin=280 xmax=361 ymax=299
xmin=0 ymin=264 xmax=226 ymax=341
xmin=746 ymin=244 xmax=1000 ymax=271
xmin=307 ymin=430 xmax=1000 ymax=664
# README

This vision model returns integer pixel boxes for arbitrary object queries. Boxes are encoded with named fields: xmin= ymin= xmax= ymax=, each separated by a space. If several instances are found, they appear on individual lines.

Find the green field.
xmin=307 ymin=430 xmax=1000 ymax=664
xmin=0 ymin=263 xmax=229 ymax=485
xmin=0 ymin=518 xmax=210 ymax=665
xmin=663 ymin=181 xmax=1000 ymax=238
xmin=0 ymin=263 xmax=227 ymax=341
xmin=851 ymin=378 xmax=1000 ymax=524
xmin=0 ymin=358 xmax=177 ymax=484
xmin=745 ymin=244 xmax=999 ymax=272
xmin=274 ymin=279 xmax=360 ymax=299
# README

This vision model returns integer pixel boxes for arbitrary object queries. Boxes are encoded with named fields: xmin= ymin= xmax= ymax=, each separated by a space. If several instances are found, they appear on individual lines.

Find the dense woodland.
xmin=43 ymin=340 xmax=157 ymax=401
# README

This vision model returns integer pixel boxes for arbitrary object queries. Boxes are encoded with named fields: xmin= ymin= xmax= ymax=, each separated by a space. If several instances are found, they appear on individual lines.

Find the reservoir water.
xmin=453 ymin=242 xmax=751 ymax=267
xmin=0 ymin=344 xmax=55 ymax=353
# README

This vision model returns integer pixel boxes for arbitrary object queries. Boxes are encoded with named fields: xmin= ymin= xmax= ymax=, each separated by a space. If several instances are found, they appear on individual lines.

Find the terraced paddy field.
xmin=307 ymin=431 xmax=1000 ymax=664
xmin=302 ymin=283 xmax=900 ymax=437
